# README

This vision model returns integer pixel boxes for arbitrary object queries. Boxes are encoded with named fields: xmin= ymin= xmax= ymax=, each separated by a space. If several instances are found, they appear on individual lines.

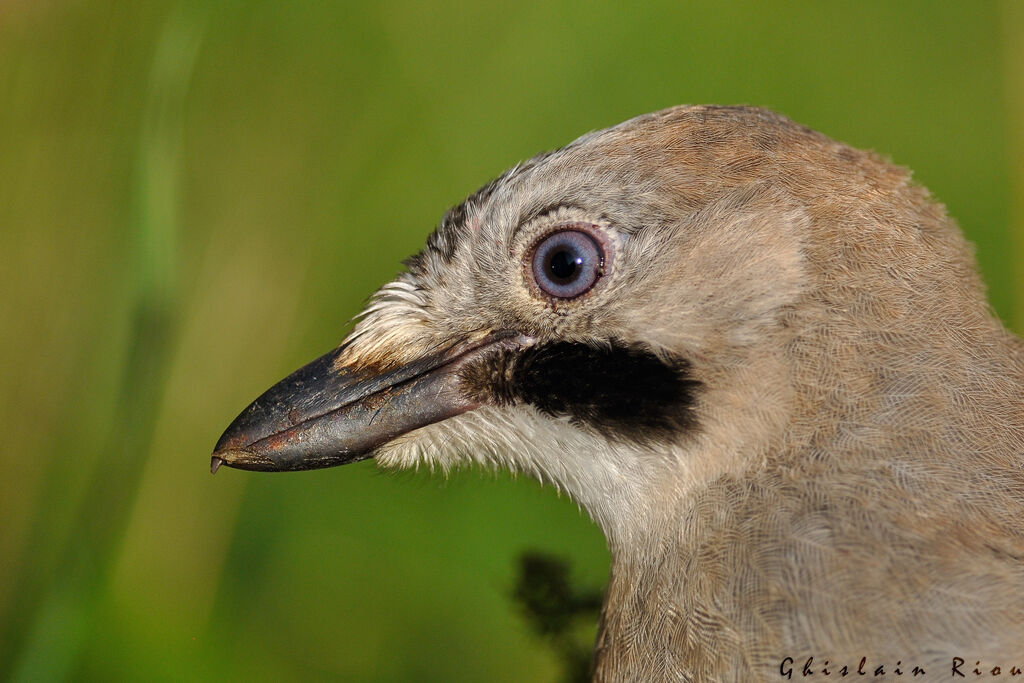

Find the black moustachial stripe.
xmin=461 ymin=340 xmax=702 ymax=442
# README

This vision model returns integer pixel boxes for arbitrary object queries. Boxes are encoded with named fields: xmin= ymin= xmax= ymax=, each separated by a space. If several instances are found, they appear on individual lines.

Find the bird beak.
xmin=211 ymin=331 xmax=525 ymax=473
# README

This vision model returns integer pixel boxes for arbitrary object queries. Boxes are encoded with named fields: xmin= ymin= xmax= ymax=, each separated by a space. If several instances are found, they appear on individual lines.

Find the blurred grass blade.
xmin=7 ymin=9 xmax=205 ymax=681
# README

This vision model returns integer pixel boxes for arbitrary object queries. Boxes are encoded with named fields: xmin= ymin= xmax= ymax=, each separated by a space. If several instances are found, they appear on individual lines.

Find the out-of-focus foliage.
xmin=1 ymin=2 xmax=1020 ymax=680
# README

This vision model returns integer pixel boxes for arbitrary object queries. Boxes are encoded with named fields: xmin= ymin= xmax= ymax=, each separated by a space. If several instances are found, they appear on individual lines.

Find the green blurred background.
xmin=1 ymin=1 xmax=1021 ymax=681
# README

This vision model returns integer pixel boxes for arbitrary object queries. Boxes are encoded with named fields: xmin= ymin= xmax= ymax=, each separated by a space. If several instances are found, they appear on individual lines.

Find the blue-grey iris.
xmin=531 ymin=229 xmax=603 ymax=298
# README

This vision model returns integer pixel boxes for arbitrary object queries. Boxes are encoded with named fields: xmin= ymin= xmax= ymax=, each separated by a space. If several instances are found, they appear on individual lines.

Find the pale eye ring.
xmin=530 ymin=229 xmax=604 ymax=298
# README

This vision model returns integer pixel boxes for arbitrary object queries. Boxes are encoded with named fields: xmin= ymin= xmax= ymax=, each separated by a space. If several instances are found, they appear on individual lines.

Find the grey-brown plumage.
xmin=213 ymin=106 xmax=1024 ymax=681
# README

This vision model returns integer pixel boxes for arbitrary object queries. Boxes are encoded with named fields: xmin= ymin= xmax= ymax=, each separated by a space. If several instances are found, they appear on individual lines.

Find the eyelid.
xmin=510 ymin=204 xmax=588 ymax=246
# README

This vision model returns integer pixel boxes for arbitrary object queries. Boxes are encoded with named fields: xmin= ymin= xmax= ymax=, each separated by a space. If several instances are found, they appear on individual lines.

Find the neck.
xmin=591 ymin=487 xmax=755 ymax=682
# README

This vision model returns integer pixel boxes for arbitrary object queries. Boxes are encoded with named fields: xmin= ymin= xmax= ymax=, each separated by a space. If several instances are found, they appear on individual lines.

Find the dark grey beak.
xmin=211 ymin=331 xmax=525 ymax=473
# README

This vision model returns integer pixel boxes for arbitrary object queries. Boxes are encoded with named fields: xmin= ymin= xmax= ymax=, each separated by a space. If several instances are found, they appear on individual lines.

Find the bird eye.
xmin=530 ymin=229 xmax=604 ymax=299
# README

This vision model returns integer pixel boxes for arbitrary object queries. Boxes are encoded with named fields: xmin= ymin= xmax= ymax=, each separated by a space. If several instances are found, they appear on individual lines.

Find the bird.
xmin=211 ymin=105 xmax=1024 ymax=681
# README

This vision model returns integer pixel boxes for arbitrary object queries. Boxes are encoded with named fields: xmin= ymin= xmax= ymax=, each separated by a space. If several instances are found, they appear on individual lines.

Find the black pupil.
xmin=549 ymin=249 xmax=580 ymax=281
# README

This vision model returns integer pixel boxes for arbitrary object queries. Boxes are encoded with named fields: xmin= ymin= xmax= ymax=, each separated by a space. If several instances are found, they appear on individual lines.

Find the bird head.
xmin=211 ymin=105 xmax=986 ymax=549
